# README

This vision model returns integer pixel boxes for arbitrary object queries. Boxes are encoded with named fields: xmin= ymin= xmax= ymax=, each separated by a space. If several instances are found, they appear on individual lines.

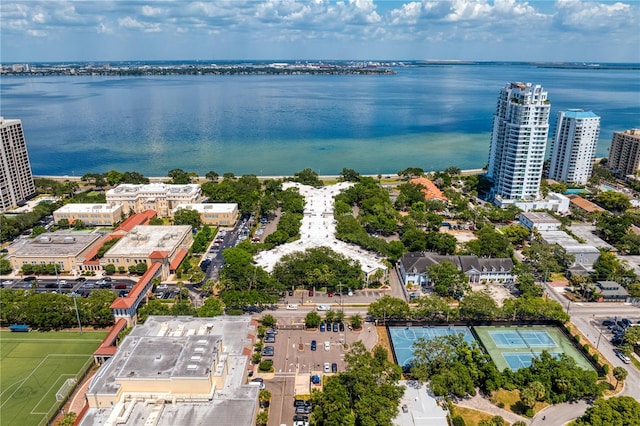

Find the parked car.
xmin=75 ymin=277 xmax=87 ymax=282
xmin=324 ymin=362 xmax=331 ymax=373
xmin=331 ymin=363 xmax=338 ymax=373
xmin=332 ymin=322 xmax=339 ymax=332
xmin=602 ymin=319 xmax=615 ymax=327
xmin=264 ymin=335 xmax=275 ymax=343
xmin=286 ymin=304 xmax=298 ymax=310
xmin=339 ymin=322 xmax=345 ymax=332
xmin=311 ymin=340 xmax=317 ymax=351
xmin=261 ymin=346 xmax=274 ymax=356
xmin=295 ymin=405 xmax=311 ymax=414
xmin=266 ymin=328 xmax=278 ymax=335
xmin=324 ymin=341 xmax=330 ymax=351
xmin=614 ymin=349 xmax=631 ymax=364
xmin=319 ymin=322 xmax=326 ymax=332
xmin=250 ymin=378 xmax=265 ymax=390
xmin=620 ymin=318 xmax=632 ymax=328
xmin=114 ymin=283 xmax=127 ymax=289
xmin=293 ymin=399 xmax=307 ymax=407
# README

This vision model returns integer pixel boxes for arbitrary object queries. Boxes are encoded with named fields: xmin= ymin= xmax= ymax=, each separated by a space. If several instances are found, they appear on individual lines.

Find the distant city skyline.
xmin=1 ymin=0 xmax=639 ymax=63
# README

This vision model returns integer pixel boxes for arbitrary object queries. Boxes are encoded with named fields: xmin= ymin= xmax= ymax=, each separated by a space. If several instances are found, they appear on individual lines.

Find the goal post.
xmin=56 ymin=378 xmax=77 ymax=402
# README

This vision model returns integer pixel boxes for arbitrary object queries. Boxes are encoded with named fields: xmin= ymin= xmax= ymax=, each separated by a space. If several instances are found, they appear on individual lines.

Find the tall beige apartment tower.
xmin=607 ymin=129 xmax=640 ymax=177
xmin=0 ymin=117 xmax=36 ymax=211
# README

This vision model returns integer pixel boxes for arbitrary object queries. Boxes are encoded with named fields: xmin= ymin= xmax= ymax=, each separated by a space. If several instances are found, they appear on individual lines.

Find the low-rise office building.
xmin=398 ymin=252 xmax=514 ymax=286
xmin=519 ymin=212 xmax=561 ymax=232
xmin=53 ymin=203 xmax=123 ymax=226
xmin=6 ymin=232 xmax=102 ymax=274
xmin=81 ymin=316 xmax=259 ymax=426
xmin=172 ymin=203 xmax=239 ymax=226
xmin=101 ymin=225 xmax=192 ymax=279
xmin=106 ymin=183 xmax=202 ymax=217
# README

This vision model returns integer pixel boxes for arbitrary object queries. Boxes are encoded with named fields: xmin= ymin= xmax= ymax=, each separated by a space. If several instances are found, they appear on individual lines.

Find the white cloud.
xmin=0 ymin=0 xmax=638 ymax=61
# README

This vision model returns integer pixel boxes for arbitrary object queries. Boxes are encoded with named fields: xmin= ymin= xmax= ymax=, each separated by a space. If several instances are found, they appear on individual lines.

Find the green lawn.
xmin=0 ymin=330 xmax=107 ymax=426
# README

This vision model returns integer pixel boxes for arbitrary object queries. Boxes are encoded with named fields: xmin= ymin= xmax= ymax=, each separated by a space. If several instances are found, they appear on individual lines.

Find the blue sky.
xmin=2 ymin=0 xmax=638 ymax=62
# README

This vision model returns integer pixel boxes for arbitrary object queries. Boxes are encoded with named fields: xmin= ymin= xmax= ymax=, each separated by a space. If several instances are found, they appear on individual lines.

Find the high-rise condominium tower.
xmin=487 ymin=82 xmax=550 ymax=201
xmin=0 ymin=117 xmax=35 ymax=211
xmin=608 ymin=129 xmax=640 ymax=177
xmin=548 ymin=110 xmax=600 ymax=185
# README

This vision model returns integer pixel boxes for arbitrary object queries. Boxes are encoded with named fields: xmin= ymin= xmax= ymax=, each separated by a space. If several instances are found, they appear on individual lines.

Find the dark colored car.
xmin=293 ymin=415 xmax=309 ymax=422
xmin=103 ymin=276 xmax=112 ymax=282
xmin=261 ymin=346 xmax=274 ymax=356
xmin=602 ymin=319 xmax=615 ymax=327
xmin=23 ymin=276 xmax=37 ymax=282
xmin=620 ymin=318 xmax=632 ymax=328
xmin=339 ymin=322 xmax=345 ymax=332
xmin=295 ymin=406 xmax=311 ymax=414
xmin=311 ymin=340 xmax=317 ymax=351
xmin=331 ymin=363 xmax=338 ymax=373
xmin=332 ymin=322 xmax=339 ymax=332
xmin=45 ymin=283 xmax=57 ymax=288
xmin=294 ymin=399 xmax=307 ymax=407
xmin=319 ymin=322 xmax=325 ymax=332
xmin=264 ymin=335 xmax=275 ymax=343
xmin=288 ymin=290 xmax=294 ymax=296
xmin=75 ymin=277 xmax=87 ymax=282
xmin=114 ymin=283 xmax=127 ymax=289
xmin=309 ymin=288 xmax=314 ymax=297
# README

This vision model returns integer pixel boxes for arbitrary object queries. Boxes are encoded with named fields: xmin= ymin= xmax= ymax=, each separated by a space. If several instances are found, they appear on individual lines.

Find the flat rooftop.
xmin=105 ymin=225 xmax=191 ymax=257
xmin=520 ymin=212 xmax=560 ymax=223
xmin=393 ymin=381 xmax=447 ymax=426
xmin=107 ymin=183 xmax=200 ymax=195
xmin=9 ymin=232 xmax=102 ymax=257
xmin=539 ymin=230 xmax=599 ymax=253
xmin=55 ymin=203 xmax=121 ymax=213
xmin=173 ymin=203 xmax=237 ymax=214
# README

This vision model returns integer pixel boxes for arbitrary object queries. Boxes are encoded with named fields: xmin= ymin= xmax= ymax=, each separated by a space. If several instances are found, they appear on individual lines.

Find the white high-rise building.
xmin=487 ymin=82 xmax=550 ymax=202
xmin=548 ymin=110 xmax=600 ymax=185
xmin=0 ymin=117 xmax=35 ymax=211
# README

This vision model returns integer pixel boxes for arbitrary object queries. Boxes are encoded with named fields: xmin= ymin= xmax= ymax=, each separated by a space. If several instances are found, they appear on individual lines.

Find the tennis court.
xmin=489 ymin=329 xmax=557 ymax=348
xmin=388 ymin=326 xmax=475 ymax=369
xmin=475 ymin=326 xmax=594 ymax=372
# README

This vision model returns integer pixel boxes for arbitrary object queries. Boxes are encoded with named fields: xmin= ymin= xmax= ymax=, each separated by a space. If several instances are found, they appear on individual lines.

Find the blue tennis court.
xmin=389 ymin=326 xmax=475 ymax=369
xmin=489 ymin=330 xmax=557 ymax=348
xmin=503 ymin=352 xmax=563 ymax=370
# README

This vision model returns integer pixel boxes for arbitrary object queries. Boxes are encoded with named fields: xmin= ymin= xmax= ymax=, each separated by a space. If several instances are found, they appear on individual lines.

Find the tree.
xmin=261 ymin=314 xmax=277 ymax=328
xmin=255 ymin=410 xmax=268 ymax=426
xmin=465 ymin=226 xmax=512 ymax=258
xmin=339 ymin=168 xmax=361 ymax=182
xmin=612 ymin=366 xmax=628 ymax=388
xmin=367 ymin=296 xmax=410 ymax=320
xmin=168 ymin=168 xmax=191 ymax=184
xmin=458 ymin=291 xmax=499 ymax=320
xmin=134 ymin=262 xmax=148 ymax=275
xmin=350 ymin=313 xmax=363 ymax=330
xmin=292 ymin=168 xmax=323 ymax=186
xmin=595 ymin=191 xmax=631 ymax=213
xmin=574 ymin=396 xmax=640 ymax=426
xmin=197 ymin=298 xmax=224 ymax=317
xmin=205 ymin=170 xmax=219 ymax=181
xmin=305 ymin=311 xmax=322 ymax=328
xmin=596 ymin=213 xmax=632 ymax=244
xmin=173 ymin=208 xmax=202 ymax=227
xmin=411 ymin=294 xmax=452 ymax=321
xmin=428 ymin=261 xmax=470 ymax=300
xmin=0 ymin=258 xmax=12 ymax=275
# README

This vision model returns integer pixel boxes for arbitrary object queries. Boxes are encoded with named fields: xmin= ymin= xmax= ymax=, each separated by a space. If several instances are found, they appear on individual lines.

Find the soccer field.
xmin=0 ymin=330 xmax=107 ymax=426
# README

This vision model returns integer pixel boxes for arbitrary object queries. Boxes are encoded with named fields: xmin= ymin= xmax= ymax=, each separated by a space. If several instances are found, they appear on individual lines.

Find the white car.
xmin=615 ymin=349 xmax=631 ymax=364
xmin=324 ymin=362 xmax=331 ymax=373
xmin=286 ymin=304 xmax=298 ymax=310
xmin=324 ymin=341 xmax=330 ymax=351
xmin=1 ymin=280 xmax=12 ymax=286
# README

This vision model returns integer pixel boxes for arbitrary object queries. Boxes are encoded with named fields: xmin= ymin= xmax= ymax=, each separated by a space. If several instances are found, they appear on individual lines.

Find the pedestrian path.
xmin=454 ymin=392 xmax=530 ymax=425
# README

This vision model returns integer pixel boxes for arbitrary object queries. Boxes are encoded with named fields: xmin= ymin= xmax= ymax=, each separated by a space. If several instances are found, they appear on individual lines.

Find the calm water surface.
xmin=2 ymin=64 xmax=638 ymax=176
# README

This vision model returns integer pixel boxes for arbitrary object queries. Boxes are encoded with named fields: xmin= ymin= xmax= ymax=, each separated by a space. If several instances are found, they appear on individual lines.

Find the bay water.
xmin=2 ymin=63 xmax=638 ymax=177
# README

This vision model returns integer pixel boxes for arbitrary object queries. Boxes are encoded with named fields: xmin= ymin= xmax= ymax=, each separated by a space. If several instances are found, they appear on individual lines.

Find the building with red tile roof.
xmin=410 ymin=177 xmax=448 ymax=202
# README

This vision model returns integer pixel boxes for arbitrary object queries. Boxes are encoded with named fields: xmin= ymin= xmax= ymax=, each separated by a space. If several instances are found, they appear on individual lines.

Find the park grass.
xmin=0 ymin=330 xmax=107 ymax=426
xmin=454 ymin=406 xmax=510 ymax=426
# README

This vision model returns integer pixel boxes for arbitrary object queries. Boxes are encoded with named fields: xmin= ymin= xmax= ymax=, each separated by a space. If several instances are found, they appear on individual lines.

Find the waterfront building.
xmin=487 ymin=83 xmax=550 ymax=204
xmin=105 ymin=183 xmax=202 ymax=217
xmin=172 ymin=203 xmax=239 ymax=226
xmin=53 ymin=203 xmax=123 ymax=226
xmin=0 ymin=117 xmax=35 ymax=211
xmin=548 ymin=110 xmax=600 ymax=185
xmin=607 ymin=129 xmax=640 ymax=177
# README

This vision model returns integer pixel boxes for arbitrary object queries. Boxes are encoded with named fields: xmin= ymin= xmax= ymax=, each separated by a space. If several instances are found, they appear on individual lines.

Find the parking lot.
xmin=258 ymin=324 xmax=378 ymax=426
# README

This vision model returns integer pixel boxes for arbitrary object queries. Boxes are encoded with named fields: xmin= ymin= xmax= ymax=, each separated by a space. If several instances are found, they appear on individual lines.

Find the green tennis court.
xmin=0 ymin=330 xmax=107 ymax=426
xmin=475 ymin=326 xmax=594 ymax=372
